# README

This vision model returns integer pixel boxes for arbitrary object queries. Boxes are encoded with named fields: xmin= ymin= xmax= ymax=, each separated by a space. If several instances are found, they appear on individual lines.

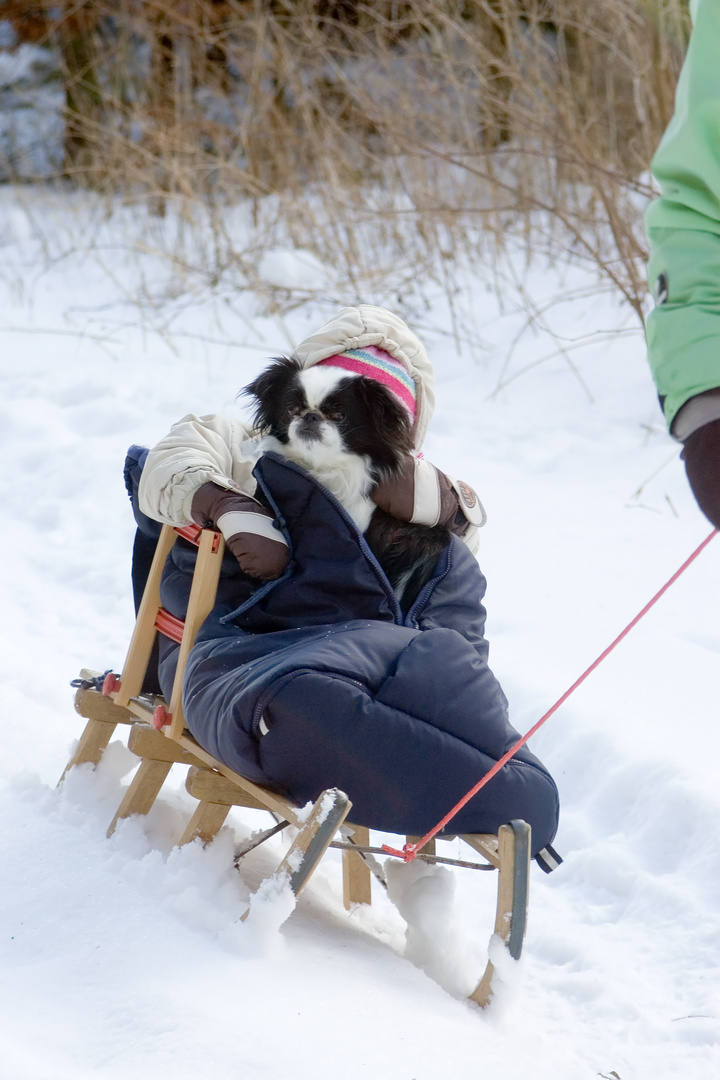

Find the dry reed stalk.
xmin=2 ymin=1 xmax=690 ymax=318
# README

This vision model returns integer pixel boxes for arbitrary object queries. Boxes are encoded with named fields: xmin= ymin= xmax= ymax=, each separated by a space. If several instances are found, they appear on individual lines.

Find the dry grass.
xmin=2 ymin=1 xmax=690 ymax=319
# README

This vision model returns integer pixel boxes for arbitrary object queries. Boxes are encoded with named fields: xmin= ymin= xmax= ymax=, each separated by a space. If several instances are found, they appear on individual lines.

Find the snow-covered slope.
xmin=1 ymin=188 xmax=718 ymax=1080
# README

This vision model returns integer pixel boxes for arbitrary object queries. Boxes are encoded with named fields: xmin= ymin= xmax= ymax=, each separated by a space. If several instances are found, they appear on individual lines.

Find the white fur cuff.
xmin=410 ymin=458 xmax=442 ymax=527
xmin=216 ymin=510 xmax=289 ymax=547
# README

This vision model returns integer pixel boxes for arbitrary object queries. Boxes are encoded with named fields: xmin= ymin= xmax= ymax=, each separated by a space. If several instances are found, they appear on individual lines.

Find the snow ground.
xmin=0 ymin=186 xmax=718 ymax=1080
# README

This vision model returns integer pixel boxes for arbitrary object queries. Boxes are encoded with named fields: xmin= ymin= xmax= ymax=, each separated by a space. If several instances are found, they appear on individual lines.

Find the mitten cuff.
xmin=191 ymin=481 xmax=289 ymax=581
xmin=372 ymin=456 xmax=485 ymax=533
xmin=191 ymin=481 xmax=283 ymax=538
xmin=215 ymin=509 xmax=287 ymax=546
xmin=411 ymin=457 xmax=448 ymax=527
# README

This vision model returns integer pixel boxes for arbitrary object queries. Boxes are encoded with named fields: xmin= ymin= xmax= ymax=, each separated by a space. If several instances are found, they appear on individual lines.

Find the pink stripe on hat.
xmin=317 ymin=346 xmax=416 ymax=420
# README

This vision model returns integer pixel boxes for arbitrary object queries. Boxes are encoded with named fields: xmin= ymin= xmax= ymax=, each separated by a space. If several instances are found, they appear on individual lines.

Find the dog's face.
xmin=245 ymin=355 xmax=446 ymax=606
xmin=244 ymin=356 xmax=414 ymax=479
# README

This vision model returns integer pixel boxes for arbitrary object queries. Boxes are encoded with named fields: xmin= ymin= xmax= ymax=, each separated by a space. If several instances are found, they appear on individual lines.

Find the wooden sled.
xmin=62 ymin=522 xmax=532 ymax=1006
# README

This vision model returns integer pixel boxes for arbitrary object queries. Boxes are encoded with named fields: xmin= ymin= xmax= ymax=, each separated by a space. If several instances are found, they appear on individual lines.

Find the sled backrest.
xmin=112 ymin=523 xmax=224 ymax=741
xmin=105 ymin=522 xmax=312 ymax=826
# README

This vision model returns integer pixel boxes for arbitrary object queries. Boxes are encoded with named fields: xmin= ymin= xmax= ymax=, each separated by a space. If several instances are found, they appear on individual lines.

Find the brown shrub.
xmin=2 ymin=1 xmax=691 ymax=317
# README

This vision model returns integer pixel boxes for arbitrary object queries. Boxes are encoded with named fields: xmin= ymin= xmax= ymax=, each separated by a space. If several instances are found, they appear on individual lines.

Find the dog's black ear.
xmin=241 ymin=356 xmax=301 ymax=434
xmin=352 ymin=377 xmax=415 ymax=462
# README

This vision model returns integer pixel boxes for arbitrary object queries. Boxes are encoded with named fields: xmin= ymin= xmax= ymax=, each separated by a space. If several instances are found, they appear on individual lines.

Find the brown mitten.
xmin=682 ymin=418 xmax=720 ymax=529
xmin=371 ymin=456 xmax=486 ymax=535
xmin=191 ymin=481 xmax=290 ymax=580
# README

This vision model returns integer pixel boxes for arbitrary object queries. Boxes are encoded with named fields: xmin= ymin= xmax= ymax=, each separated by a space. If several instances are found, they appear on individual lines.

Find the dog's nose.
xmin=295 ymin=410 xmax=324 ymax=442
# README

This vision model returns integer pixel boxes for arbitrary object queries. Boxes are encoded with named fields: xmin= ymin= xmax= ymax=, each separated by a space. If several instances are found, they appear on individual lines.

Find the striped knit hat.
xmin=317 ymin=345 xmax=417 ymax=420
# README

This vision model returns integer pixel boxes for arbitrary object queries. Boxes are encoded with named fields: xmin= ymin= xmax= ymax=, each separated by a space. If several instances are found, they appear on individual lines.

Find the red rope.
xmin=383 ymin=528 xmax=718 ymax=862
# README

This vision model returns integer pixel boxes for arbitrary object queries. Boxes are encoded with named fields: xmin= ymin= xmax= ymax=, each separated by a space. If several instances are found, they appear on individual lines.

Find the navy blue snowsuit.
xmin=132 ymin=450 xmax=559 ymax=853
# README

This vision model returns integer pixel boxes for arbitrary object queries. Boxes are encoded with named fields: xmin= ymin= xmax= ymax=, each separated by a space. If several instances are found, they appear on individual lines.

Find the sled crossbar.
xmin=154 ymin=607 xmax=185 ymax=644
xmin=62 ymin=522 xmax=531 ymax=1007
xmin=329 ymin=840 xmax=497 ymax=871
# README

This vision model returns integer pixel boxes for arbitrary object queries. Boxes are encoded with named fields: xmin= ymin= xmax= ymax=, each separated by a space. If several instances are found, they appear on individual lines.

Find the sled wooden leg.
xmin=105 ymin=723 xmax=206 ymax=838
xmin=59 ymin=687 xmax=135 ymax=785
xmin=60 ymin=718 xmax=116 ymax=784
xmin=241 ymin=788 xmax=351 ymax=921
xmin=342 ymin=825 xmax=372 ymax=908
xmin=179 ymin=766 xmax=236 ymax=846
xmin=179 ymin=764 xmax=283 ymax=847
xmin=107 ymin=758 xmax=173 ymax=837
xmin=179 ymin=801 xmax=232 ymax=846
xmin=469 ymin=820 xmax=531 ymax=1008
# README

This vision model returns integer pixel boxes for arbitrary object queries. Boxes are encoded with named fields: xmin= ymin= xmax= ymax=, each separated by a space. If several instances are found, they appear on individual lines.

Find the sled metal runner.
xmin=62 ymin=523 xmax=531 ymax=1008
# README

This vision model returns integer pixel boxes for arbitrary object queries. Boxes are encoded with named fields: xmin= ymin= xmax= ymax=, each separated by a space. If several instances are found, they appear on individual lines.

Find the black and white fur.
xmin=244 ymin=356 xmax=449 ymax=610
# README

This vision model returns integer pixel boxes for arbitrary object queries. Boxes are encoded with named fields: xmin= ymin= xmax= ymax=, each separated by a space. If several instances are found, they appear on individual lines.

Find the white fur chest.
xmin=257 ymin=435 xmax=376 ymax=533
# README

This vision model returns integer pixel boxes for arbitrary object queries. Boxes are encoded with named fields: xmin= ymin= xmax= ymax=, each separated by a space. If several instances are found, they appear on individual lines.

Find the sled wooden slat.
xmin=175 ymin=732 xmax=303 ymax=826
xmin=75 ymin=685 xmax=135 ymax=725
xmin=122 ymin=699 xmax=155 ymax=725
xmin=180 ymin=764 xmax=274 ymax=848
xmin=65 ymin=521 xmax=533 ymax=1008
xmin=184 ymin=764 xmax=271 ymax=810
xmin=167 ymin=527 xmax=226 ymax=740
xmin=128 ymin=723 xmax=205 ymax=766
xmin=114 ymin=525 xmax=179 ymax=708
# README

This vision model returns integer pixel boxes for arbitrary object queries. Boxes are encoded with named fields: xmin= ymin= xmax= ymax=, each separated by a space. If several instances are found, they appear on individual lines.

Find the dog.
xmin=243 ymin=355 xmax=450 ymax=611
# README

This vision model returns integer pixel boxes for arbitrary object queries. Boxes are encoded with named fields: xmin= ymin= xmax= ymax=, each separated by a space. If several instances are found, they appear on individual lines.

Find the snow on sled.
xmin=62 ymin=519 xmax=558 ymax=1007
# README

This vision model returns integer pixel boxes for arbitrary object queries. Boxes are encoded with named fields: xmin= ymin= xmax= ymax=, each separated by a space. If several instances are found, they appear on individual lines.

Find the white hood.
xmin=292 ymin=305 xmax=435 ymax=449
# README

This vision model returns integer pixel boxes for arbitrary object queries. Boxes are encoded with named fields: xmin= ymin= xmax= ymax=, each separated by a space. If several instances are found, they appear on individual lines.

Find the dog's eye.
xmin=325 ymin=409 xmax=344 ymax=422
xmin=288 ymin=405 xmax=302 ymax=419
